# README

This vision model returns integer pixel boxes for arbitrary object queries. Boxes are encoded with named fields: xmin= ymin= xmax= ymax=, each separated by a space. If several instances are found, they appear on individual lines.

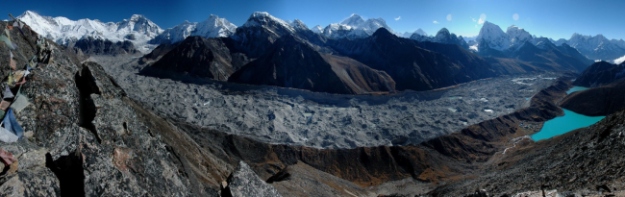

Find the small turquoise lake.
xmin=531 ymin=86 xmax=605 ymax=141
xmin=566 ymin=86 xmax=588 ymax=94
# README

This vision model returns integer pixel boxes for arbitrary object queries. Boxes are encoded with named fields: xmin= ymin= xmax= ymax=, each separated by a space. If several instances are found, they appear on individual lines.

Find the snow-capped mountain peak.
xmin=193 ymin=14 xmax=237 ymax=38
xmin=341 ymin=14 xmax=365 ymax=26
xmin=291 ymin=19 xmax=308 ymax=31
xmin=506 ymin=25 xmax=533 ymax=45
xmin=17 ymin=10 xmax=163 ymax=53
xmin=149 ymin=14 xmax=236 ymax=44
xmin=311 ymin=25 xmax=324 ymax=34
xmin=117 ymin=14 xmax=162 ymax=37
xmin=476 ymin=21 xmax=510 ymax=51
xmin=565 ymin=33 xmax=625 ymax=60
xmin=322 ymin=13 xmax=392 ymax=39
xmin=360 ymin=17 xmax=390 ymax=34
xmin=243 ymin=11 xmax=295 ymax=33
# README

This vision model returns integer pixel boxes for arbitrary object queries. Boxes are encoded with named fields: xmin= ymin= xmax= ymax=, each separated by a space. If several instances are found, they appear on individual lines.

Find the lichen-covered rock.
xmin=227 ymin=161 xmax=282 ymax=197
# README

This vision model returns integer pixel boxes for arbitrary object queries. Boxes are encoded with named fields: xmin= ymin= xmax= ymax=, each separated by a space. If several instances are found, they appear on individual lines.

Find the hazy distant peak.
xmin=414 ymin=28 xmax=427 ymax=36
xmin=436 ymin=28 xmax=450 ymax=35
xmin=341 ymin=14 xmax=365 ymax=26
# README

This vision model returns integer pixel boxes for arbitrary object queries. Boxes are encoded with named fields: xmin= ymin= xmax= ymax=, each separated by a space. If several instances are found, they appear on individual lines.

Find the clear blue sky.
xmin=1 ymin=0 xmax=624 ymax=40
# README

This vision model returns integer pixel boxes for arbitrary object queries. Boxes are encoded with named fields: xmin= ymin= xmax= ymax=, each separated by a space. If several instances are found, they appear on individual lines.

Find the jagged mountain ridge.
xmin=141 ymin=13 xmax=589 ymax=94
xmin=228 ymin=35 xmax=396 ymax=94
xmin=476 ymin=21 xmax=514 ymax=51
xmin=410 ymin=28 xmax=469 ymax=49
xmin=509 ymin=38 xmax=592 ymax=72
xmin=18 ymin=10 xmax=625 ymax=62
xmin=230 ymin=12 xmax=328 ymax=58
xmin=473 ymin=20 xmax=625 ymax=61
xmin=16 ymin=10 xmax=592 ymax=94
xmin=17 ymin=10 xmax=162 ymax=53
xmin=321 ymin=14 xmax=392 ymax=40
xmin=9 ymin=12 xmax=625 ymax=197
xmin=327 ymin=28 xmax=499 ymax=91
xmin=563 ymin=33 xmax=625 ymax=61
xmin=150 ymin=15 xmax=237 ymax=44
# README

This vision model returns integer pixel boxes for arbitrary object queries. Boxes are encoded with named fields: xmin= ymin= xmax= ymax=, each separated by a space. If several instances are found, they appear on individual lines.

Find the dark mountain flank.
xmin=71 ymin=37 xmax=138 ymax=55
xmin=559 ymin=61 xmax=625 ymax=116
xmin=511 ymin=39 xmax=592 ymax=72
xmin=140 ymin=36 xmax=249 ymax=81
xmin=328 ymin=28 xmax=499 ymax=91
xmin=573 ymin=61 xmax=625 ymax=87
xmin=560 ymin=81 xmax=625 ymax=116
xmin=228 ymin=35 xmax=395 ymax=94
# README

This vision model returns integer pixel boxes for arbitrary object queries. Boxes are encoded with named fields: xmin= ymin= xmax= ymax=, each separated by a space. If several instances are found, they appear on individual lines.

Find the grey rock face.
xmin=140 ymin=36 xmax=247 ymax=81
xmin=71 ymin=36 xmax=138 ymax=55
xmin=226 ymin=161 xmax=282 ymax=197
xmin=0 ymin=20 xmax=224 ymax=197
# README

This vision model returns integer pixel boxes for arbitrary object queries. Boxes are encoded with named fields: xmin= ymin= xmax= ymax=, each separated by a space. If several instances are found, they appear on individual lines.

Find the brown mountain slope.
xmin=140 ymin=36 xmax=249 ymax=81
xmin=327 ymin=28 xmax=500 ymax=91
xmin=560 ymin=80 xmax=625 ymax=116
xmin=228 ymin=35 xmax=396 ymax=94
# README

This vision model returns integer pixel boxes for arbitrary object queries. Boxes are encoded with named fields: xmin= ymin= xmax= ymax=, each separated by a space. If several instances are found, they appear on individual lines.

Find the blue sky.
xmin=2 ymin=0 xmax=624 ymax=40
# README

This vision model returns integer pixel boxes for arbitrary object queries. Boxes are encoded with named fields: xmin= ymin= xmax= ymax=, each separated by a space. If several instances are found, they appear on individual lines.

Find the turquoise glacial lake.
xmin=566 ymin=86 xmax=589 ymax=94
xmin=531 ymin=86 xmax=605 ymax=141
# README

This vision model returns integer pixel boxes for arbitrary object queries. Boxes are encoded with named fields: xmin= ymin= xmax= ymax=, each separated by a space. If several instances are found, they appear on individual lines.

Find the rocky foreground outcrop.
xmin=1 ymin=20 xmax=231 ymax=196
xmin=433 ymin=108 xmax=625 ymax=196
xmin=223 ymin=161 xmax=282 ymax=197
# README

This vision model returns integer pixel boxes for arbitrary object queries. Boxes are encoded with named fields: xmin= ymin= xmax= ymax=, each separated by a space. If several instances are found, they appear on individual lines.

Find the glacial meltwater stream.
xmin=531 ymin=86 xmax=605 ymax=141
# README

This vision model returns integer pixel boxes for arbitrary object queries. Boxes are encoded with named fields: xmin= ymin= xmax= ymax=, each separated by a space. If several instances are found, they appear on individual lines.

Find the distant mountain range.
xmin=136 ymin=12 xmax=589 ymax=94
xmin=469 ymin=21 xmax=625 ymax=62
xmin=17 ymin=10 xmax=162 ymax=53
xmin=13 ymin=10 xmax=614 ymax=94
xmin=16 ymin=10 xmax=625 ymax=61
xmin=149 ymin=15 xmax=237 ymax=45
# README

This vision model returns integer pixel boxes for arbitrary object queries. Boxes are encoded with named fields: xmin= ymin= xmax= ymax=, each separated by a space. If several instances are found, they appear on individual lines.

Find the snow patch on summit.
xmin=17 ymin=10 xmax=163 ymax=53
xmin=322 ymin=14 xmax=392 ymax=39
xmin=150 ymin=15 xmax=236 ymax=44
xmin=244 ymin=12 xmax=295 ymax=33
xmin=615 ymin=54 xmax=625 ymax=64
xmin=476 ymin=21 xmax=510 ymax=51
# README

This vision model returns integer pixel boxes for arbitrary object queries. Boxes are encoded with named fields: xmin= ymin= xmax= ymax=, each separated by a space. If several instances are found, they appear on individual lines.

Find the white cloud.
xmin=395 ymin=16 xmax=401 ymax=21
xmin=447 ymin=14 xmax=452 ymax=21
xmin=614 ymin=54 xmax=625 ymax=64
xmin=433 ymin=20 xmax=439 ymax=24
xmin=472 ymin=17 xmax=477 ymax=22
xmin=478 ymin=13 xmax=487 ymax=25
xmin=513 ymin=13 xmax=519 ymax=21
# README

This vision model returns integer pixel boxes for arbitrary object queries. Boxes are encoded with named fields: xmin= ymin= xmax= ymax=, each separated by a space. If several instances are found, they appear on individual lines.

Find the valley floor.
xmin=91 ymin=54 xmax=558 ymax=149
xmin=85 ymin=54 xmax=625 ymax=197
